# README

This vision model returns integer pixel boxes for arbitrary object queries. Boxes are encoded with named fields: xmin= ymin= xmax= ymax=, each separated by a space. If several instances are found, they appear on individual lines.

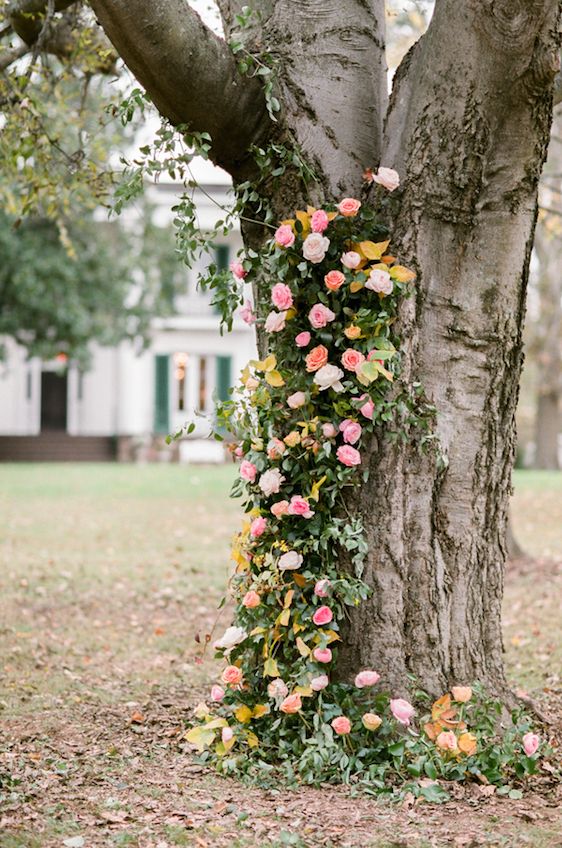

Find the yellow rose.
xmin=344 ymin=325 xmax=362 ymax=340
xmin=284 ymin=431 xmax=301 ymax=447
xmin=362 ymin=712 xmax=382 ymax=731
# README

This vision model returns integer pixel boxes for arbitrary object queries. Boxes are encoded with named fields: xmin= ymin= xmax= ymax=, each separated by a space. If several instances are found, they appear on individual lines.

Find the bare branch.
xmin=89 ymin=0 xmax=272 ymax=178
xmin=0 ymin=41 xmax=28 ymax=71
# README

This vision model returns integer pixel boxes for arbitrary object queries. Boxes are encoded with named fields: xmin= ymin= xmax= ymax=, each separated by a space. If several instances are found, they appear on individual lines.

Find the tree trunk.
xmin=535 ymin=390 xmax=561 ymax=469
xmin=86 ymin=0 xmax=561 ymax=698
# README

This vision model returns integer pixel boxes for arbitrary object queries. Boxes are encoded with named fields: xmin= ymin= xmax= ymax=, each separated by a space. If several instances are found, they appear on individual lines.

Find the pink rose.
xmin=321 ymin=423 xmax=337 ymax=438
xmin=522 ymin=732 xmax=540 ymax=756
xmin=267 ymin=438 xmax=286 ymax=460
xmin=314 ymin=579 xmax=331 ymax=597
xmin=271 ymin=500 xmax=289 ymax=517
xmin=287 ymin=391 xmax=307 ymax=409
xmin=280 ymin=693 xmax=302 ymax=714
xmin=341 ymin=349 xmax=366 ymax=373
xmin=303 ymin=232 xmax=330 ymax=263
xmin=311 ymin=209 xmax=329 ymax=233
xmin=275 ymin=224 xmax=295 ymax=247
xmin=331 ymin=716 xmax=352 ymax=735
xmin=295 ymin=331 xmax=311 ymax=347
xmin=258 ymin=468 xmax=285 ymax=496
xmin=308 ymin=303 xmax=336 ymax=329
xmin=337 ymin=445 xmax=361 ymax=466
xmin=390 ymin=698 xmax=415 ymax=726
xmin=250 ymin=517 xmax=267 ymax=537
xmin=312 ymin=606 xmax=333 ymax=626
xmin=310 ymin=674 xmax=329 ymax=691
xmin=265 ymin=310 xmax=287 ymax=333
xmin=313 ymin=647 xmax=332 ymax=663
xmin=354 ymin=670 xmax=380 ymax=688
xmin=358 ymin=394 xmax=374 ymax=420
xmin=287 ymin=495 xmax=314 ymax=519
xmin=221 ymin=665 xmax=243 ymax=687
xmin=240 ymin=460 xmax=257 ymax=482
xmin=242 ymin=590 xmax=261 ymax=608
xmin=230 ymin=260 xmax=247 ymax=280
xmin=341 ymin=251 xmax=361 ymax=269
xmin=324 ymin=270 xmax=345 ymax=291
xmin=436 ymin=731 xmax=458 ymax=751
xmin=211 ymin=684 xmax=225 ymax=702
xmin=337 ymin=198 xmax=361 ymax=217
xmin=372 ymin=166 xmax=400 ymax=192
xmin=240 ymin=300 xmax=256 ymax=325
xmin=221 ymin=726 xmax=234 ymax=743
xmin=278 ymin=550 xmax=303 ymax=571
xmin=339 ymin=419 xmax=362 ymax=445
xmin=366 ymin=269 xmax=393 ymax=295
xmin=271 ymin=283 xmax=294 ymax=310
xmin=234 ymin=445 xmax=244 ymax=458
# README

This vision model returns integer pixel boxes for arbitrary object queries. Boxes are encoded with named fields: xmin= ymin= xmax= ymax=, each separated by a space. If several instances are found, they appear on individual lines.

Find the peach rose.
xmin=308 ymin=303 xmax=336 ymax=329
xmin=295 ymin=331 xmax=311 ymax=347
xmin=284 ymin=431 xmax=301 ymax=447
xmin=331 ymin=715 xmax=352 ymax=734
xmin=271 ymin=283 xmax=293 ymax=310
xmin=341 ymin=251 xmax=361 ymax=269
xmin=280 ymin=693 xmax=302 ymax=714
xmin=250 ymin=517 xmax=267 ymax=537
xmin=436 ymin=730 xmax=458 ymax=751
xmin=313 ymin=647 xmax=332 ymax=663
xmin=372 ymin=166 xmax=400 ymax=192
xmin=324 ymin=270 xmax=345 ymax=291
xmin=341 ymin=349 xmax=366 ymax=373
xmin=210 ymin=684 xmax=225 ymax=702
xmin=242 ymin=590 xmax=261 ymax=608
xmin=287 ymin=391 xmax=307 ymax=409
xmin=312 ymin=606 xmax=333 ymax=626
xmin=362 ymin=713 xmax=382 ymax=731
xmin=354 ymin=670 xmax=380 ymax=688
xmin=275 ymin=224 xmax=295 ymax=247
xmin=271 ymin=500 xmax=290 ymax=517
xmin=344 ymin=325 xmax=361 ymax=340
xmin=337 ymin=445 xmax=361 ymax=466
xmin=311 ymin=209 xmax=329 ymax=233
xmin=451 ymin=686 xmax=472 ymax=703
xmin=338 ymin=198 xmax=361 ymax=217
xmin=390 ymin=698 xmax=415 ymax=726
xmin=221 ymin=665 xmax=243 ymax=687
xmin=306 ymin=344 xmax=329 ymax=372
xmin=310 ymin=674 xmax=329 ymax=691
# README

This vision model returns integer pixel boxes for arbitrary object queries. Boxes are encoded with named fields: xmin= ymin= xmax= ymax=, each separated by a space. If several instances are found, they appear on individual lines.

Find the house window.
xmin=173 ymin=352 xmax=189 ymax=412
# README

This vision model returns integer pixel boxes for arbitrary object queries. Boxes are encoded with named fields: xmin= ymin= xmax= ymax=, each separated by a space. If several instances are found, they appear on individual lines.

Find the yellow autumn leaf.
xmin=295 ymin=637 xmax=311 ymax=657
xmin=296 ymin=210 xmax=310 ymax=234
xmin=327 ymin=211 xmax=338 ymax=221
xmin=235 ymin=705 xmax=253 ymax=724
xmin=263 ymin=657 xmax=279 ymax=677
xmin=458 ymin=732 xmax=478 ymax=756
xmin=284 ymin=589 xmax=295 ymax=609
xmin=217 ymin=734 xmax=235 ymax=754
xmin=292 ymin=621 xmax=305 ymax=633
xmin=252 ymin=704 xmax=270 ymax=719
xmin=324 ymin=629 xmax=341 ymax=643
xmin=240 ymin=365 xmax=250 ymax=385
xmin=277 ymin=608 xmax=290 ymax=627
xmin=359 ymin=239 xmax=390 ymax=260
xmin=390 ymin=264 xmax=416 ymax=283
xmin=350 ymin=280 xmax=364 ymax=293
xmin=250 ymin=353 xmax=277 ymax=373
xmin=306 ymin=205 xmax=316 ymax=216
xmin=250 ymin=626 xmax=267 ymax=636
xmin=373 ymin=361 xmax=393 ymax=382
xmin=309 ymin=475 xmax=327 ymax=502
xmin=281 ymin=218 xmax=295 ymax=228
xmin=247 ymin=731 xmax=259 ymax=748
xmin=285 ymin=307 xmax=297 ymax=320
xmin=265 ymin=370 xmax=285 ymax=388
xmin=185 ymin=725 xmax=216 ymax=751
xmin=292 ymin=573 xmax=307 ymax=588
xmin=294 ymin=685 xmax=313 ymax=697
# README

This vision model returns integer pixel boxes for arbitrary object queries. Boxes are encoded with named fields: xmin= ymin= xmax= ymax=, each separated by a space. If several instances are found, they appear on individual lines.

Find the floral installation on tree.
xmin=185 ymin=169 xmax=547 ymax=797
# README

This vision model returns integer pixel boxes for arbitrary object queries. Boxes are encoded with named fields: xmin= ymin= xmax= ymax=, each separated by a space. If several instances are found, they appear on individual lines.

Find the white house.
xmin=0 ymin=164 xmax=257 ymax=461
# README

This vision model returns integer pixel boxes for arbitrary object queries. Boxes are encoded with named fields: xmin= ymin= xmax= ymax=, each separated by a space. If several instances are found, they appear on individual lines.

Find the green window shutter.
xmin=215 ymin=355 xmax=232 ymax=404
xmin=154 ymin=354 xmax=170 ymax=433
xmin=216 ymin=244 xmax=230 ymax=271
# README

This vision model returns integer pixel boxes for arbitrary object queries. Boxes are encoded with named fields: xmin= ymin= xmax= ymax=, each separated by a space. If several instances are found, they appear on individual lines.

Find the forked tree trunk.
xmin=89 ymin=0 xmax=561 ymax=698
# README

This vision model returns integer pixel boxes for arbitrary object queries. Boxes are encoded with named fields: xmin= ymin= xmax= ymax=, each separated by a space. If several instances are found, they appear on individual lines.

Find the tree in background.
xmin=1 ymin=0 xmax=561 ymax=698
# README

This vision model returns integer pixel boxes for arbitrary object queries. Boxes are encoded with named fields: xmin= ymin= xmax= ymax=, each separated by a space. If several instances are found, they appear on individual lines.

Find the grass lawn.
xmin=0 ymin=464 xmax=560 ymax=848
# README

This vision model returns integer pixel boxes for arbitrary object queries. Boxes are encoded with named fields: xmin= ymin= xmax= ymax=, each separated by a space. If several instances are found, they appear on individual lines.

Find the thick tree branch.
xmin=88 ymin=0 xmax=272 ymax=178
xmin=7 ymin=0 xmax=77 ymax=44
xmin=0 ymin=41 xmax=28 ymax=71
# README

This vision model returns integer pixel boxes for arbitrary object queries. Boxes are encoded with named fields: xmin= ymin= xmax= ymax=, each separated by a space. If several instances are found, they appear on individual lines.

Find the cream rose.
xmin=314 ymin=364 xmax=345 ymax=392
xmin=302 ymin=233 xmax=330 ymax=263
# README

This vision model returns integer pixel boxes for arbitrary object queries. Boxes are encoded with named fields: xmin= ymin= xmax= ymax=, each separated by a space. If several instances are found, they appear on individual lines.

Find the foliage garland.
xmin=186 ymin=182 xmax=545 ymax=796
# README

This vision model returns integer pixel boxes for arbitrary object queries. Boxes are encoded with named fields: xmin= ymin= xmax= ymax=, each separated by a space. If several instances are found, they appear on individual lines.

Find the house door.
xmin=40 ymin=372 xmax=68 ymax=431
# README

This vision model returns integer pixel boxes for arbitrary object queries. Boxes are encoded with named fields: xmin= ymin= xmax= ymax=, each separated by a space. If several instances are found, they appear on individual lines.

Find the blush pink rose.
xmin=264 ymin=310 xmax=287 ymax=333
xmin=240 ymin=300 xmax=256 ymax=325
xmin=313 ymin=647 xmax=332 ymax=663
xmin=258 ymin=468 xmax=285 ymax=496
xmin=271 ymin=500 xmax=290 ymax=517
xmin=312 ymin=606 xmax=333 ymax=626
xmin=230 ymin=260 xmax=247 ymax=280
xmin=311 ymin=209 xmax=329 ymax=233
xmin=275 ymin=224 xmax=295 ymax=247
xmin=436 ymin=730 xmax=458 ymax=751
xmin=267 ymin=438 xmax=286 ymax=460
xmin=306 ymin=344 xmax=329 ymax=372
xmin=324 ymin=270 xmax=346 ymax=291
xmin=337 ymin=445 xmax=361 ymax=466
xmin=211 ymin=684 xmax=225 ymax=702
xmin=390 ymin=698 xmax=415 ymax=726
xmin=240 ymin=460 xmax=257 ymax=482
xmin=250 ymin=517 xmax=267 ymax=537
xmin=341 ymin=251 xmax=361 ymax=269
xmin=339 ymin=419 xmax=362 ymax=445
xmin=221 ymin=726 xmax=234 ymax=743
xmin=337 ymin=198 xmax=361 ymax=217
xmin=278 ymin=550 xmax=303 ymax=571
xmin=267 ymin=678 xmax=289 ymax=700
xmin=366 ymin=268 xmax=393 ymax=295
xmin=242 ymin=590 xmax=261 ymax=608
xmin=310 ymin=674 xmax=329 ymax=691
xmin=287 ymin=391 xmax=307 ymax=409
xmin=331 ymin=715 xmax=352 ymax=734
xmin=221 ymin=665 xmax=243 ymax=687
xmin=302 ymin=232 xmax=330 ymax=263
xmin=234 ymin=445 xmax=244 ymax=458
xmin=314 ymin=579 xmax=331 ymax=597
xmin=372 ymin=166 xmax=400 ymax=192
xmin=271 ymin=283 xmax=293 ymax=310
xmin=308 ymin=303 xmax=336 ymax=329
xmin=287 ymin=495 xmax=314 ymax=518
xmin=321 ymin=423 xmax=337 ymax=438
xmin=295 ymin=331 xmax=311 ymax=347
xmin=354 ymin=670 xmax=380 ymax=688
xmin=522 ymin=732 xmax=540 ymax=756
xmin=341 ymin=349 xmax=366 ymax=373
xmin=358 ymin=394 xmax=374 ymax=420
xmin=280 ymin=693 xmax=302 ymax=714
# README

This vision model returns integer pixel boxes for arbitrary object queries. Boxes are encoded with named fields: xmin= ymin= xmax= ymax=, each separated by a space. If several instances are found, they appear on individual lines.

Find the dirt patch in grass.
xmin=1 ymin=466 xmax=561 ymax=848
